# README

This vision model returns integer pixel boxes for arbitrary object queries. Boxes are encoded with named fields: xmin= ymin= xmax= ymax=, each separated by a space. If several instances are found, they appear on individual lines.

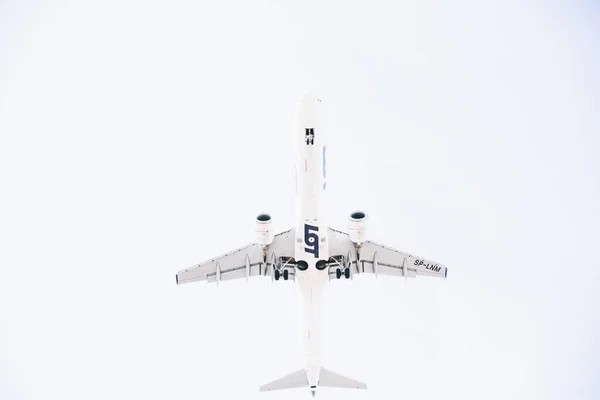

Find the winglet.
xmin=176 ymin=274 xmax=179 ymax=285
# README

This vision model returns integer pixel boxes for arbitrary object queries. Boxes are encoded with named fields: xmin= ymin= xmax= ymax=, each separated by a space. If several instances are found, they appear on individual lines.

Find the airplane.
xmin=175 ymin=92 xmax=448 ymax=397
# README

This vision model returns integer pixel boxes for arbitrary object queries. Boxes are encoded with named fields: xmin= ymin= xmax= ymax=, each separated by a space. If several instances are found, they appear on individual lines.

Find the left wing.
xmin=327 ymin=227 xmax=448 ymax=280
xmin=176 ymin=228 xmax=296 ymax=285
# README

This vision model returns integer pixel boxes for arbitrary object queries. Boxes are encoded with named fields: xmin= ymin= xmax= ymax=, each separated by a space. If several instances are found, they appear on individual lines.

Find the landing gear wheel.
xmin=274 ymin=269 xmax=280 ymax=281
xmin=344 ymin=268 xmax=350 ymax=279
xmin=336 ymin=268 xmax=342 ymax=279
xmin=283 ymin=269 xmax=289 ymax=280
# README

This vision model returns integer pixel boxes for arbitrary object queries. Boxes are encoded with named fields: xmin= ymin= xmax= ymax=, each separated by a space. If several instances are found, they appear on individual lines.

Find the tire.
xmin=336 ymin=268 xmax=342 ymax=279
xmin=297 ymin=260 xmax=308 ymax=271
xmin=274 ymin=269 xmax=280 ymax=281
xmin=283 ymin=269 xmax=289 ymax=280
xmin=344 ymin=268 xmax=350 ymax=279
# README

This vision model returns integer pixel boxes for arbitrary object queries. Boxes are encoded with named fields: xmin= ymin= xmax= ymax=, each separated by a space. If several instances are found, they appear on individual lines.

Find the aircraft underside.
xmin=175 ymin=93 xmax=448 ymax=396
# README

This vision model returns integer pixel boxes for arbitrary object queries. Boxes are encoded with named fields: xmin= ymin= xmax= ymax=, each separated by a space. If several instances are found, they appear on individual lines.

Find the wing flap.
xmin=176 ymin=243 xmax=263 ymax=285
xmin=327 ymin=227 xmax=447 ymax=279
xmin=176 ymin=229 xmax=296 ymax=285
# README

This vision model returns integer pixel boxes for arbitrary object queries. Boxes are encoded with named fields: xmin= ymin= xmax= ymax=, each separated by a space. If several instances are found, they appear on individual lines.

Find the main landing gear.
xmin=274 ymin=269 xmax=289 ymax=281
xmin=335 ymin=267 xmax=351 ymax=280
xmin=329 ymin=254 xmax=352 ymax=280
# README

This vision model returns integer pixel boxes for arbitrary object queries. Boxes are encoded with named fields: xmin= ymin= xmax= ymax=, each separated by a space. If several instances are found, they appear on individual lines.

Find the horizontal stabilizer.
xmin=259 ymin=369 xmax=308 ymax=392
xmin=319 ymin=367 xmax=367 ymax=390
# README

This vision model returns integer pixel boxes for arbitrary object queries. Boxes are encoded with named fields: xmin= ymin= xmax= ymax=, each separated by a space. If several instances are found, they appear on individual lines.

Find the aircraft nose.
xmin=311 ymin=389 xmax=316 ymax=397
xmin=295 ymin=92 xmax=319 ymax=142
xmin=298 ymin=91 xmax=320 ymax=106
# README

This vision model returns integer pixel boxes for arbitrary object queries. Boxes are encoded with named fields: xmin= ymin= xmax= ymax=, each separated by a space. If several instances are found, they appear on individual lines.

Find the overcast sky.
xmin=1 ymin=1 xmax=599 ymax=399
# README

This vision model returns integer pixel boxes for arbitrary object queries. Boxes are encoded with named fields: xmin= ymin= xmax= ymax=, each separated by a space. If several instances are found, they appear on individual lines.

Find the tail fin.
xmin=258 ymin=367 xmax=367 ymax=394
xmin=259 ymin=369 xmax=308 ymax=392
xmin=318 ymin=367 xmax=367 ymax=390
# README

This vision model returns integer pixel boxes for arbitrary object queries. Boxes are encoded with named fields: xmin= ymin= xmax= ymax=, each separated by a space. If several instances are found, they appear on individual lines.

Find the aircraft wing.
xmin=176 ymin=228 xmax=296 ymax=285
xmin=327 ymin=227 xmax=447 ymax=279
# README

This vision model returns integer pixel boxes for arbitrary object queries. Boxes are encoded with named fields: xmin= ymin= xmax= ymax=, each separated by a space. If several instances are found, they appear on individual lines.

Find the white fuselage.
xmin=293 ymin=93 xmax=329 ymax=389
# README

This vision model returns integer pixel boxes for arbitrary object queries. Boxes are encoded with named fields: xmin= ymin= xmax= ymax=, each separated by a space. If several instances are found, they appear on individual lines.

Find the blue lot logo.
xmin=304 ymin=224 xmax=319 ymax=258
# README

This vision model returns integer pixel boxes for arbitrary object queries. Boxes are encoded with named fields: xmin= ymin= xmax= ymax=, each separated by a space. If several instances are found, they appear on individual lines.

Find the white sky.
xmin=1 ymin=1 xmax=599 ymax=399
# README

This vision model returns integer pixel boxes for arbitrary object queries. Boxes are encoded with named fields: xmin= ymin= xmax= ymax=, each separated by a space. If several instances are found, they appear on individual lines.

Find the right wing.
xmin=176 ymin=228 xmax=296 ymax=285
xmin=327 ymin=227 xmax=448 ymax=280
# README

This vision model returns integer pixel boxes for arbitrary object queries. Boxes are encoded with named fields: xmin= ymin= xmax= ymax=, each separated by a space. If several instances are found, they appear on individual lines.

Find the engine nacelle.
xmin=348 ymin=211 xmax=368 ymax=245
xmin=255 ymin=213 xmax=274 ymax=247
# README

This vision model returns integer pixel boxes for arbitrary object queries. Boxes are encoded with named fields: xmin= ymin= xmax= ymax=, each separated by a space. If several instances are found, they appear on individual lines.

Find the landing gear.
xmin=335 ymin=267 xmax=351 ymax=280
xmin=274 ymin=268 xmax=289 ymax=281
xmin=305 ymin=128 xmax=314 ymax=145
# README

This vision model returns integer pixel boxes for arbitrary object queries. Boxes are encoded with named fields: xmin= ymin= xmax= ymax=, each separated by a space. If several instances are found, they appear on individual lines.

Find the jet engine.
xmin=255 ymin=213 xmax=274 ymax=247
xmin=348 ymin=211 xmax=368 ymax=245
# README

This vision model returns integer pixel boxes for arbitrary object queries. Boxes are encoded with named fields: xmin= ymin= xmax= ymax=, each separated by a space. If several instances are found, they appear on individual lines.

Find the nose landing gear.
xmin=305 ymin=128 xmax=315 ymax=145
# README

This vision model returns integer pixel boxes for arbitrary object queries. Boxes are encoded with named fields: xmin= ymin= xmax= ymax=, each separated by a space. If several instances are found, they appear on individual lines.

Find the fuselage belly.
xmin=293 ymin=93 xmax=328 ymax=388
